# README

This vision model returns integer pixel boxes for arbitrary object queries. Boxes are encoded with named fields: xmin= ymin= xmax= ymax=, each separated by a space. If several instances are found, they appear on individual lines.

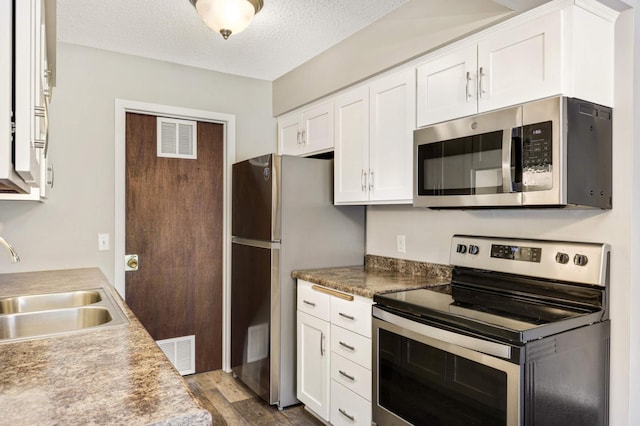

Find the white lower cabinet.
xmin=330 ymin=380 xmax=372 ymax=426
xmin=297 ymin=310 xmax=330 ymax=421
xmin=296 ymin=280 xmax=373 ymax=425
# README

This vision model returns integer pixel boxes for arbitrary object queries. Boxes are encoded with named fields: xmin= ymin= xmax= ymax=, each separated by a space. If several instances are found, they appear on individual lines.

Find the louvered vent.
xmin=156 ymin=335 xmax=195 ymax=375
xmin=157 ymin=117 xmax=197 ymax=159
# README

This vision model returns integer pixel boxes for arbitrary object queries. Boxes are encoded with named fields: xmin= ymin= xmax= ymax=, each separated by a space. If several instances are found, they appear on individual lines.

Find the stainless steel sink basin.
xmin=0 ymin=307 xmax=113 ymax=340
xmin=0 ymin=290 xmax=102 ymax=313
xmin=0 ymin=288 xmax=129 ymax=343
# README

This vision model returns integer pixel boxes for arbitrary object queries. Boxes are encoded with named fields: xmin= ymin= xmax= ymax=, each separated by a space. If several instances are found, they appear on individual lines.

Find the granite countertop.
xmin=0 ymin=268 xmax=211 ymax=426
xmin=292 ymin=255 xmax=452 ymax=298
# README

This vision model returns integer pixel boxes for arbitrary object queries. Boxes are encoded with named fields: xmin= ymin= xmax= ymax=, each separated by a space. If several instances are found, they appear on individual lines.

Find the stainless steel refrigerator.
xmin=231 ymin=154 xmax=365 ymax=409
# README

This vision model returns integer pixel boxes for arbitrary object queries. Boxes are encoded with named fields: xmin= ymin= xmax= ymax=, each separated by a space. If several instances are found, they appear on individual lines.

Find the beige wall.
xmin=0 ymin=43 xmax=275 ymax=283
xmin=272 ymin=0 xmax=513 ymax=116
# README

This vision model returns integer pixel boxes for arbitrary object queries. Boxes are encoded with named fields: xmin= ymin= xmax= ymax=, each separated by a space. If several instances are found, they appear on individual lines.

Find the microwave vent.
xmin=157 ymin=117 xmax=197 ymax=159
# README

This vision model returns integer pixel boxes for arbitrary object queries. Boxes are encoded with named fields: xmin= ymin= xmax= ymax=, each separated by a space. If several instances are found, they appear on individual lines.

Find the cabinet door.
xmin=278 ymin=112 xmax=303 ymax=156
xmin=478 ymin=10 xmax=561 ymax=113
xmin=14 ymin=0 xmax=44 ymax=187
xmin=334 ymin=87 xmax=370 ymax=204
xmin=302 ymin=102 xmax=334 ymax=155
xmin=369 ymin=70 xmax=415 ymax=204
xmin=416 ymin=43 xmax=478 ymax=127
xmin=330 ymin=380 xmax=372 ymax=426
xmin=297 ymin=311 xmax=330 ymax=421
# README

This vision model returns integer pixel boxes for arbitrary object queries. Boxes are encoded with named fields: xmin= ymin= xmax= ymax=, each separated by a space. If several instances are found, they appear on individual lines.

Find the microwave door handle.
xmin=501 ymin=130 xmax=513 ymax=193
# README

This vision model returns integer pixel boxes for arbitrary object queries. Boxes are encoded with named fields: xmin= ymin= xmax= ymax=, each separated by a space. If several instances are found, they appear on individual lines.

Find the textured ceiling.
xmin=57 ymin=0 xmax=410 ymax=81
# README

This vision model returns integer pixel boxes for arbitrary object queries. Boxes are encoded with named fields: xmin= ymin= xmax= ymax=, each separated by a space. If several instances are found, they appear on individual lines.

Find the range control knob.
xmin=555 ymin=252 xmax=570 ymax=264
xmin=456 ymin=244 xmax=467 ymax=254
xmin=574 ymin=254 xmax=589 ymax=266
xmin=468 ymin=245 xmax=480 ymax=255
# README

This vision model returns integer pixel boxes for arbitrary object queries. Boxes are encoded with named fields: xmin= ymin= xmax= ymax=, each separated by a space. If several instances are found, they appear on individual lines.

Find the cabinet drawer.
xmin=297 ymin=280 xmax=330 ymax=321
xmin=330 ymin=352 xmax=371 ymax=401
xmin=330 ymin=296 xmax=372 ymax=338
xmin=330 ymin=380 xmax=372 ymax=426
xmin=331 ymin=324 xmax=371 ymax=369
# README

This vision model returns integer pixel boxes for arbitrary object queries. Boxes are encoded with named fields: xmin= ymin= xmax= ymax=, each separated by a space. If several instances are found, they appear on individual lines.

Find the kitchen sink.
xmin=0 ymin=288 xmax=129 ymax=343
xmin=0 ymin=290 xmax=102 ymax=313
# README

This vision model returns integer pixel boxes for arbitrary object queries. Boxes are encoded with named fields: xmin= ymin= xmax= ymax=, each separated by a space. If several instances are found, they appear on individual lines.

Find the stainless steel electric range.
xmin=372 ymin=235 xmax=611 ymax=426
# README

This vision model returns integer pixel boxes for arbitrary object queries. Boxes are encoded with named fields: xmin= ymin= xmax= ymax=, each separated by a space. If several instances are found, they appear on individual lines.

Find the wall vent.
xmin=156 ymin=335 xmax=195 ymax=375
xmin=157 ymin=117 xmax=197 ymax=159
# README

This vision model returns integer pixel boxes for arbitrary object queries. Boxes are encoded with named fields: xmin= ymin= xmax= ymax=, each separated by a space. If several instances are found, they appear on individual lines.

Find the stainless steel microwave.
xmin=413 ymin=96 xmax=612 ymax=209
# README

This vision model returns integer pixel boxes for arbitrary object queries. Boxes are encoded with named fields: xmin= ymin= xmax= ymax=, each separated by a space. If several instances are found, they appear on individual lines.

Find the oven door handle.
xmin=373 ymin=306 xmax=512 ymax=359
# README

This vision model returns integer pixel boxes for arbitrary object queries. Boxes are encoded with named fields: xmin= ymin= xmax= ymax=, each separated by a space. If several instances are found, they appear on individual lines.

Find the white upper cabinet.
xmin=1 ymin=0 xmax=54 ymax=201
xmin=368 ymin=70 xmax=415 ymax=203
xmin=417 ymin=2 xmax=616 ymax=127
xmin=278 ymin=101 xmax=334 ymax=157
xmin=416 ymin=44 xmax=478 ymax=127
xmin=476 ymin=10 xmax=562 ymax=113
xmin=335 ymin=69 xmax=415 ymax=205
xmin=334 ymin=87 xmax=370 ymax=204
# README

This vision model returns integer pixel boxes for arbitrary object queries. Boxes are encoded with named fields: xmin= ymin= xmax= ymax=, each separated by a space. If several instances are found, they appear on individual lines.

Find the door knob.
xmin=125 ymin=254 xmax=139 ymax=271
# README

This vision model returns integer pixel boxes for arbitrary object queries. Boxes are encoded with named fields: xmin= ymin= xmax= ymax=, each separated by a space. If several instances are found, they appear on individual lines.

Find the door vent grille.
xmin=156 ymin=335 xmax=195 ymax=375
xmin=157 ymin=117 xmax=197 ymax=159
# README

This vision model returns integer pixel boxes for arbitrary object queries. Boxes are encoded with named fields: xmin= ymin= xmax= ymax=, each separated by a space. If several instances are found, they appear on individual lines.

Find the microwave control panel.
xmin=522 ymin=121 xmax=552 ymax=168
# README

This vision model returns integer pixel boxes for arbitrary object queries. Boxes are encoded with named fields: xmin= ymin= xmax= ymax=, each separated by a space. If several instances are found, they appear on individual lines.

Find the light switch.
xmin=98 ymin=233 xmax=110 ymax=251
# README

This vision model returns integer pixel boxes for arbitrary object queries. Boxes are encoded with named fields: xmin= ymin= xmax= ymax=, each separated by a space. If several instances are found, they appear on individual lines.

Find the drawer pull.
xmin=311 ymin=285 xmax=354 ymax=301
xmin=338 ymin=408 xmax=355 ymax=422
xmin=339 ymin=312 xmax=355 ymax=321
xmin=339 ymin=341 xmax=355 ymax=351
xmin=303 ymin=300 xmax=316 ymax=307
xmin=338 ymin=370 xmax=355 ymax=381
xmin=320 ymin=332 xmax=325 ymax=356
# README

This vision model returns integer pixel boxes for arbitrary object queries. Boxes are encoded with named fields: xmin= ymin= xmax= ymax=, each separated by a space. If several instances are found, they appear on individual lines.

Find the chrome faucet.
xmin=0 ymin=237 xmax=20 ymax=263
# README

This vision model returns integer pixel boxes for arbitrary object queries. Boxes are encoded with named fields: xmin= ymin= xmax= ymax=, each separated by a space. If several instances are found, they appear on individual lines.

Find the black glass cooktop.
xmin=373 ymin=284 xmax=605 ymax=344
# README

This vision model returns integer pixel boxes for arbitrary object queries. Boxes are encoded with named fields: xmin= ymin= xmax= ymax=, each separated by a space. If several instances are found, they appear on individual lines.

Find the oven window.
xmin=378 ymin=328 xmax=507 ymax=425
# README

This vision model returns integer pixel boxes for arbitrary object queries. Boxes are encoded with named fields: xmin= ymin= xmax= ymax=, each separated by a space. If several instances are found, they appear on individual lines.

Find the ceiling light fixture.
xmin=188 ymin=0 xmax=264 ymax=40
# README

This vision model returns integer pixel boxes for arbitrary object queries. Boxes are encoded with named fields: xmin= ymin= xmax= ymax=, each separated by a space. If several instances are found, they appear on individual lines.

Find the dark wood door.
xmin=125 ymin=112 xmax=223 ymax=373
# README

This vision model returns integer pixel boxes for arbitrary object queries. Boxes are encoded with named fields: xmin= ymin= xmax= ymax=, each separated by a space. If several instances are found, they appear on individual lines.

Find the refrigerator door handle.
xmin=232 ymin=237 xmax=281 ymax=249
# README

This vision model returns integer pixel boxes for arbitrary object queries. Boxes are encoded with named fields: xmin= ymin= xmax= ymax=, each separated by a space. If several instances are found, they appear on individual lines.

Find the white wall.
xmin=367 ymin=7 xmax=637 ymax=425
xmin=0 ymin=43 xmax=275 ymax=283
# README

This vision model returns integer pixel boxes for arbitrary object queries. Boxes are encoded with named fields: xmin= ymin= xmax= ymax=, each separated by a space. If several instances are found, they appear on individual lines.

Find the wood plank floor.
xmin=185 ymin=370 xmax=324 ymax=425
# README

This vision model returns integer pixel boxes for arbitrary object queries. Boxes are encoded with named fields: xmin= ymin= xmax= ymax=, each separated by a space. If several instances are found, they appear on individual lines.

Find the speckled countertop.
xmin=292 ymin=255 xmax=452 ymax=298
xmin=0 ymin=268 xmax=211 ymax=426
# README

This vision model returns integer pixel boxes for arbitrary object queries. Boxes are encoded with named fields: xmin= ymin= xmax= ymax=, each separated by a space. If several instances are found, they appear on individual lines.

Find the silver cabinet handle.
xmin=301 ymin=130 xmax=306 ymax=145
xmin=465 ymin=71 xmax=472 ymax=102
xmin=47 ymin=162 xmax=54 ymax=188
xmin=303 ymin=300 xmax=316 ymax=307
xmin=296 ymin=130 xmax=302 ymax=145
xmin=361 ymin=169 xmax=366 ymax=191
xmin=339 ymin=341 xmax=355 ymax=351
xmin=369 ymin=170 xmax=374 ymax=191
xmin=338 ymin=408 xmax=355 ymax=422
xmin=338 ymin=312 xmax=355 ymax=321
xmin=320 ymin=332 xmax=326 ymax=355
xmin=339 ymin=370 xmax=355 ymax=381
xmin=479 ymin=66 xmax=486 ymax=99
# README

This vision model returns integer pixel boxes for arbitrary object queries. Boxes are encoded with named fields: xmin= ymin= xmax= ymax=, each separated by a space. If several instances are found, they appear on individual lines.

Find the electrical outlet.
xmin=396 ymin=234 xmax=406 ymax=253
xmin=98 ymin=233 xmax=110 ymax=251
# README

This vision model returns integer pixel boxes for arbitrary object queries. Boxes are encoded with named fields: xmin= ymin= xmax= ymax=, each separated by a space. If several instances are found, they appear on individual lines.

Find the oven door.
xmin=413 ymin=104 xmax=523 ymax=208
xmin=373 ymin=307 xmax=521 ymax=426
